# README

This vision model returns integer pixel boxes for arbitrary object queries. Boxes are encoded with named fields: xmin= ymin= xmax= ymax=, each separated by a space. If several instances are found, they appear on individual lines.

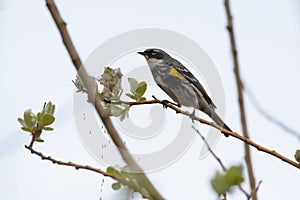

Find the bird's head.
xmin=138 ymin=48 xmax=170 ymax=62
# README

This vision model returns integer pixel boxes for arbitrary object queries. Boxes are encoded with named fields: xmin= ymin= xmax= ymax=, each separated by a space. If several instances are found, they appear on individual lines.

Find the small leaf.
xmin=107 ymin=166 xmax=117 ymax=174
xmin=211 ymin=172 xmax=228 ymax=196
xmin=128 ymin=78 xmax=138 ymax=93
xmin=112 ymin=182 xmax=121 ymax=190
xmin=72 ymin=77 xmax=85 ymax=93
xmin=17 ymin=118 xmax=26 ymax=127
xmin=109 ymin=105 xmax=125 ymax=117
xmin=139 ymin=97 xmax=146 ymax=101
xmin=226 ymin=166 xmax=244 ymax=186
xmin=43 ymin=127 xmax=54 ymax=131
xmin=36 ymin=112 xmax=43 ymax=124
xmin=21 ymin=127 xmax=33 ymax=133
xmin=34 ymin=136 xmax=44 ymax=142
xmin=24 ymin=109 xmax=36 ymax=129
xmin=126 ymin=93 xmax=134 ymax=99
xmin=294 ymin=149 xmax=300 ymax=163
xmin=134 ymin=81 xmax=147 ymax=99
xmin=211 ymin=166 xmax=244 ymax=196
xmin=45 ymin=102 xmax=55 ymax=115
xmin=41 ymin=114 xmax=55 ymax=127
xmin=106 ymin=166 xmax=121 ymax=176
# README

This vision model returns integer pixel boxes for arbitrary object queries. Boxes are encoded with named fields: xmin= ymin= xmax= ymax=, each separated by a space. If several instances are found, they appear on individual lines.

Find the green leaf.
xmin=72 ymin=77 xmax=85 ymax=93
xmin=43 ymin=127 xmax=54 ymax=131
xmin=112 ymin=182 xmax=121 ymax=190
xmin=106 ymin=166 xmax=121 ymax=176
xmin=34 ymin=136 xmax=44 ymax=142
xmin=36 ymin=112 xmax=43 ymax=124
xmin=18 ymin=118 xmax=26 ymax=127
xmin=50 ymin=103 xmax=55 ymax=115
xmin=211 ymin=166 xmax=244 ymax=196
xmin=21 ymin=127 xmax=33 ymax=133
xmin=139 ymin=97 xmax=146 ymax=101
xmin=134 ymin=81 xmax=147 ymax=99
xmin=125 ymin=93 xmax=134 ymax=99
xmin=107 ymin=166 xmax=117 ymax=174
xmin=128 ymin=78 xmax=138 ymax=93
xmin=294 ymin=149 xmax=300 ymax=163
xmin=40 ymin=114 xmax=55 ymax=127
xmin=45 ymin=102 xmax=55 ymax=115
xmin=226 ymin=166 xmax=244 ymax=186
xmin=24 ymin=109 xmax=36 ymax=129
xmin=211 ymin=172 xmax=227 ymax=196
xmin=109 ymin=105 xmax=125 ymax=117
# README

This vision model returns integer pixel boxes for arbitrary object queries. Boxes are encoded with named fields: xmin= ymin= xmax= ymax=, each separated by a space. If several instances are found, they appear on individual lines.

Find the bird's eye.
xmin=151 ymin=52 xmax=157 ymax=56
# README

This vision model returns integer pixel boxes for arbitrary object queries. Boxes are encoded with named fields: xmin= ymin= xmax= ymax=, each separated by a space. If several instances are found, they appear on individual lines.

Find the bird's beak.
xmin=138 ymin=51 xmax=146 ymax=56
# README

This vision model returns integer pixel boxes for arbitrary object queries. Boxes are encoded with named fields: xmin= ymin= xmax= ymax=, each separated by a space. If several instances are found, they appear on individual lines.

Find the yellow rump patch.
xmin=168 ymin=67 xmax=185 ymax=80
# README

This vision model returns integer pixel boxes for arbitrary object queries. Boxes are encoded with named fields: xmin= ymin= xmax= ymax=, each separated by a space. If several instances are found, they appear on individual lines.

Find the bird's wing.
xmin=169 ymin=59 xmax=216 ymax=108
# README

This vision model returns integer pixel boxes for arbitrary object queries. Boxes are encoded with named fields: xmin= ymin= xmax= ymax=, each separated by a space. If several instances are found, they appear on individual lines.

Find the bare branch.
xmin=192 ymin=126 xmax=227 ymax=171
xmin=24 ymin=142 xmax=152 ymax=199
xmin=192 ymin=126 xmax=250 ymax=199
xmin=45 ymin=0 xmax=164 ymax=199
xmin=249 ymin=181 xmax=263 ymax=200
xmin=224 ymin=0 xmax=257 ymax=198
xmin=102 ymin=97 xmax=300 ymax=170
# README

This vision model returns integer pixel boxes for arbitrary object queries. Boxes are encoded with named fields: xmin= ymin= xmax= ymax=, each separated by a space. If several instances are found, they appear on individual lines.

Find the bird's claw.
xmin=190 ymin=109 xmax=197 ymax=123
xmin=161 ymin=100 xmax=169 ymax=109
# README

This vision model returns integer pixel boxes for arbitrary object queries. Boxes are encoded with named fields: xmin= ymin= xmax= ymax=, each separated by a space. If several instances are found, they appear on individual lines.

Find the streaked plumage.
xmin=138 ymin=48 xmax=231 ymax=136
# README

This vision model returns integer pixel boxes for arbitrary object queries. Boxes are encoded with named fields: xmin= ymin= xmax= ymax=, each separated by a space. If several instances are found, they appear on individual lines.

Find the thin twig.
xmin=222 ymin=193 xmax=227 ymax=200
xmin=45 ymin=0 xmax=164 ymax=199
xmin=244 ymin=84 xmax=300 ymax=141
xmin=192 ymin=126 xmax=250 ymax=199
xmin=28 ymin=132 xmax=35 ymax=148
xmin=103 ymin=98 xmax=160 ymax=106
xmin=224 ymin=0 xmax=257 ymax=199
xmin=24 ymin=142 xmax=152 ymax=199
xmin=29 ymin=124 xmax=41 ymax=148
xmin=192 ymin=126 xmax=227 ymax=171
xmin=249 ymin=181 xmax=262 ymax=200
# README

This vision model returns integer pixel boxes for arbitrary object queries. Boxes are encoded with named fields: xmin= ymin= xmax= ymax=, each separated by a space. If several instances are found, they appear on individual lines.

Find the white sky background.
xmin=1 ymin=0 xmax=300 ymax=199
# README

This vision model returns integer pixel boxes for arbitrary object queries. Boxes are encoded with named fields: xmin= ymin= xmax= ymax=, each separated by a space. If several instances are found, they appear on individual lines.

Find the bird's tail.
xmin=210 ymin=112 xmax=232 ymax=137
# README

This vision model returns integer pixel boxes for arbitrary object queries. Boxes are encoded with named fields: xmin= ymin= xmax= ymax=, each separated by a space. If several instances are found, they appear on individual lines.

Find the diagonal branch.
xmin=105 ymin=97 xmax=300 ymax=170
xmin=45 ymin=0 xmax=164 ymax=199
xmin=244 ymin=83 xmax=300 ymax=141
xmin=224 ymin=0 xmax=257 ymax=199
xmin=24 ymin=143 xmax=152 ymax=199
xmin=192 ymin=126 xmax=250 ymax=199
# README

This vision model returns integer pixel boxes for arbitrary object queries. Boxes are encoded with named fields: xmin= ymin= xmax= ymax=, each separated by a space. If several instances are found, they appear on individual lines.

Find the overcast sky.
xmin=1 ymin=0 xmax=300 ymax=199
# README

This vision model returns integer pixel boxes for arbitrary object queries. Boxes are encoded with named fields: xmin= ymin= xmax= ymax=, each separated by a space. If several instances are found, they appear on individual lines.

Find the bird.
xmin=138 ymin=48 xmax=232 ymax=136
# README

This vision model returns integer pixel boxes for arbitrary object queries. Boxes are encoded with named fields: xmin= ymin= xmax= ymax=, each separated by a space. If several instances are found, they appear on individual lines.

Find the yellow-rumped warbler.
xmin=138 ymin=48 xmax=231 ymax=136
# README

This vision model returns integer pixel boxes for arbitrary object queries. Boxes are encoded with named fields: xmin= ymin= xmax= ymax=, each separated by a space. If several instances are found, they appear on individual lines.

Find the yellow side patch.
xmin=169 ymin=67 xmax=185 ymax=80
